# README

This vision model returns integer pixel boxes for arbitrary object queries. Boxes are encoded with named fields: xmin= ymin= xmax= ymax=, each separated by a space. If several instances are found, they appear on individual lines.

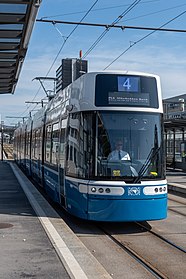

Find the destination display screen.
xmin=118 ymin=76 xmax=139 ymax=92
xmin=95 ymin=74 xmax=158 ymax=108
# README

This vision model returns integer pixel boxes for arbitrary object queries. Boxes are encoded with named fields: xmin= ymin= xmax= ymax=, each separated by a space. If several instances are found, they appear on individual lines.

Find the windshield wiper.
xmin=134 ymin=147 xmax=160 ymax=184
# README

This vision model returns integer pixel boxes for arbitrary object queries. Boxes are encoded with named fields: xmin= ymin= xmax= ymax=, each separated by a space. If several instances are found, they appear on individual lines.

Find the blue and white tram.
xmin=13 ymin=71 xmax=167 ymax=221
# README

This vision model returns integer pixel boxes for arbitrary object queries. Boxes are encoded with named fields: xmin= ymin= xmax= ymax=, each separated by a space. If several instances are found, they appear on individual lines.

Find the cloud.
xmin=88 ymin=45 xmax=186 ymax=98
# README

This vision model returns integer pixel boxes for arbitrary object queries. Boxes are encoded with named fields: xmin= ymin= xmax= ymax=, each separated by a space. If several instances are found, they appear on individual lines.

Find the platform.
xmin=0 ymin=161 xmax=112 ymax=279
xmin=0 ymin=161 xmax=70 ymax=279
xmin=166 ymin=169 xmax=186 ymax=196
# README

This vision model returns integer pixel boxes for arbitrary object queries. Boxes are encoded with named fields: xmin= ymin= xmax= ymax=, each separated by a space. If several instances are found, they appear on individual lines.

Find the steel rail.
xmin=135 ymin=222 xmax=186 ymax=254
xmin=98 ymin=225 xmax=167 ymax=279
xmin=168 ymin=207 xmax=186 ymax=217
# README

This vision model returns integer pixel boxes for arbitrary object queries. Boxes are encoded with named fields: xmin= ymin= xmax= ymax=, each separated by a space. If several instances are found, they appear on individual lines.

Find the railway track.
xmin=168 ymin=206 xmax=186 ymax=217
xmin=94 ymin=219 xmax=186 ymax=278
xmin=98 ymin=225 xmax=168 ymax=279
xmin=63 ymin=194 xmax=186 ymax=279
xmin=135 ymin=221 xmax=186 ymax=253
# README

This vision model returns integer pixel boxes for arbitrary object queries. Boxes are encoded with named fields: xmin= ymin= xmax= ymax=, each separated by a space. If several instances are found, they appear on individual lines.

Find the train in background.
xmin=13 ymin=71 xmax=167 ymax=221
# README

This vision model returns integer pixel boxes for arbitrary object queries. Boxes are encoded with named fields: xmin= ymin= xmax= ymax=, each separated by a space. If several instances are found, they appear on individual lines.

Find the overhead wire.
xmin=20 ymin=0 xmax=99 ymax=117
xmin=103 ymin=10 xmax=186 ymax=70
xmin=119 ymin=3 xmax=186 ymax=23
xmin=82 ymin=0 xmax=142 ymax=59
xmin=36 ymin=18 xmax=186 ymax=33
xmin=41 ymin=0 xmax=100 ymax=86
xmin=40 ymin=0 xmax=159 ymax=20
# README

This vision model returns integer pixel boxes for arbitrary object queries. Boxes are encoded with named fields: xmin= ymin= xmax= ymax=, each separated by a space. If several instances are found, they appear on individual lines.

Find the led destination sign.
xmin=108 ymin=92 xmax=150 ymax=106
xmin=95 ymin=74 xmax=158 ymax=108
xmin=118 ymin=76 xmax=139 ymax=92
xmin=108 ymin=76 xmax=150 ymax=106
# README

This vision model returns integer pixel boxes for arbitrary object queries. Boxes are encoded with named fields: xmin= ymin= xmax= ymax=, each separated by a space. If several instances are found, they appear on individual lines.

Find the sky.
xmin=1 ymin=0 xmax=186 ymax=125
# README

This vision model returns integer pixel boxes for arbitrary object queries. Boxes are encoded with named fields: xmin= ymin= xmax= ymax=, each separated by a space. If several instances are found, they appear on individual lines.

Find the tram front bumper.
xmin=87 ymin=197 xmax=167 ymax=222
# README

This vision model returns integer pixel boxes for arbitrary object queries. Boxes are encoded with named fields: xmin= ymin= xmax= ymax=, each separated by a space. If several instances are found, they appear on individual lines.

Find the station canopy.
xmin=0 ymin=0 xmax=41 ymax=94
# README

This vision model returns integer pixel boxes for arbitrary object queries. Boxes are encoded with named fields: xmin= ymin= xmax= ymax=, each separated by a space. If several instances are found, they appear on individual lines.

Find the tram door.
xmin=58 ymin=118 xmax=67 ymax=205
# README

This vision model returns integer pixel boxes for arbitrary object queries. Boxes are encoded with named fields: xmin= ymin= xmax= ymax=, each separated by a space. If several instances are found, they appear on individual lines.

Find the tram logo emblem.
xmin=128 ymin=187 xmax=140 ymax=196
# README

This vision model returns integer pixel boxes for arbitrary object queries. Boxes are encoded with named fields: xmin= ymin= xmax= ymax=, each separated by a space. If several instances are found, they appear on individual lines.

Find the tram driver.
xmin=108 ymin=140 xmax=131 ymax=161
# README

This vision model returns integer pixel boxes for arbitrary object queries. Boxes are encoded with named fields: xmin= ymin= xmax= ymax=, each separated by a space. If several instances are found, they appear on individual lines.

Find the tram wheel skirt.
xmin=86 ymin=198 xmax=167 ymax=222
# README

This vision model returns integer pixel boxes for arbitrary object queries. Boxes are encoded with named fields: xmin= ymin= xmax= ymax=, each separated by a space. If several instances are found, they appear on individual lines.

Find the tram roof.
xmin=0 ymin=0 xmax=41 ymax=95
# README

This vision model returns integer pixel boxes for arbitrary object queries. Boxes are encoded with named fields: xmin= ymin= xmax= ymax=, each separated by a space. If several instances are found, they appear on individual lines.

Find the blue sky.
xmin=1 ymin=0 xmax=186 ymax=125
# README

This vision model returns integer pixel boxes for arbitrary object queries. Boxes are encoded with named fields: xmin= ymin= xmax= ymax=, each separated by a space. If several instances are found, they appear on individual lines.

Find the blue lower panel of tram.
xmin=65 ymin=179 xmax=167 ymax=221
xmin=65 ymin=179 xmax=88 ymax=219
xmin=87 ymin=198 xmax=167 ymax=221
xmin=43 ymin=166 xmax=60 ymax=203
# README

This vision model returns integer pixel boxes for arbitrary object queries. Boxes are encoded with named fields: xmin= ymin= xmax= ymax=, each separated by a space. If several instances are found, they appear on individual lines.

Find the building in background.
xmin=163 ymin=94 xmax=186 ymax=171
xmin=56 ymin=58 xmax=88 ymax=93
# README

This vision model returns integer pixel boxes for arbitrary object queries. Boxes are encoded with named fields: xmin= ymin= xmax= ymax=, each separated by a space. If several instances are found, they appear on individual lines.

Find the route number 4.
xmin=123 ymin=78 xmax=131 ymax=90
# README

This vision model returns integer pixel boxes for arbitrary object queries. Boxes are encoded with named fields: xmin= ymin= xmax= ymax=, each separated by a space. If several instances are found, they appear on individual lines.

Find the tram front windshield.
xmin=66 ymin=111 xmax=165 ymax=181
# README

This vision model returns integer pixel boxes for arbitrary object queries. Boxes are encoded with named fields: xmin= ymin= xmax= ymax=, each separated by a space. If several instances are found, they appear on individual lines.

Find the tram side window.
xmin=25 ymin=131 xmax=29 ymax=156
xmin=20 ymin=130 xmax=24 ymax=153
xmin=15 ymin=134 xmax=18 ymax=153
xmin=83 ymin=115 xmax=95 ymax=177
xmin=66 ymin=112 xmax=95 ymax=178
xmin=32 ymin=130 xmax=36 ymax=158
xmin=66 ymin=113 xmax=81 ymax=177
xmin=51 ymin=122 xmax=60 ymax=166
xmin=45 ymin=125 xmax=52 ymax=163
xmin=21 ymin=130 xmax=24 ymax=154
xmin=35 ymin=129 xmax=41 ymax=160
xmin=97 ymin=116 xmax=111 ymax=160
xmin=32 ymin=129 xmax=40 ymax=159
xmin=18 ymin=134 xmax=21 ymax=155
xmin=27 ymin=132 xmax=31 ymax=157
xmin=59 ymin=118 xmax=67 ymax=169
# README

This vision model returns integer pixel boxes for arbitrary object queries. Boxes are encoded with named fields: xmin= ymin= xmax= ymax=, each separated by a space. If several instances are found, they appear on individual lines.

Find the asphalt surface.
xmin=0 ymin=161 xmax=70 ymax=279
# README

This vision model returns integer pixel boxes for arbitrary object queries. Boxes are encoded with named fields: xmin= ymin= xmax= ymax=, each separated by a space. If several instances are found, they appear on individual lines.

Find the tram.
xmin=13 ymin=71 xmax=167 ymax=221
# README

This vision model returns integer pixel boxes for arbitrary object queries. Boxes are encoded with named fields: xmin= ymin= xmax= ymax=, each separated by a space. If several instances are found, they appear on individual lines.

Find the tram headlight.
xmin=98 ymin=188 xmax=104 ymax=193
xmin=91 ymin=187 xmax=96 ymax=193
xmin=105 ymin=188 xmax=111 ymax=193
xmin=144 ymin=185 xmax=167 ymax=195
